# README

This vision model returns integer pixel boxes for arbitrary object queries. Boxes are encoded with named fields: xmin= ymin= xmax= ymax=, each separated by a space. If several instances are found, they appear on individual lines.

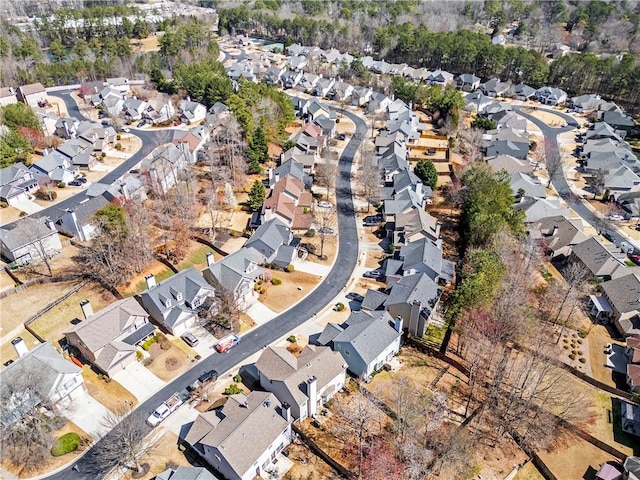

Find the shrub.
xmin=101 ymin=152 xmax=106 ymax=158
xmin=136 ymin=350 xmax=143 ymax=360
xmin=254 ymin=284 xmax=260 ymax=291
xmin=224 ymin=384 xmax=243 ymax=395
xmin=57 ymin=182 xmax=66 ymax=188
xmin=257 ymin=279 xmax=263 ymax=285
xmin=568 ymin=354 xmax=576 ymax=360
xmin=579 ymin=357 xmax=586 ymax=363
xmin=142 ymin=335 xmax=158 ymax=351
xmin=271 ymin=278 xmax=282 ymax=285
xmin=233 ymin=374 xmax=242 ymax=382
xmin=303 ymin=207 xmax=308 ymax=214
xmin=388 ymin=244 xmax=395 ymax=254
xmin=285 ymin=264 xmax=294 ymax=272
xmin=577 ymin=350 xmax=583 ymax=356
xmin=229 ymin=230 xmax=236 ymax=236
xmin=577 ymin=339 xmax=583 ymax=344
xmin=336 ymin=302 xmax=345 ymax=312
xmin=306 ymin=228 xmax=316 ymax=237
xmin=260 ymin=287 xmax=266 ymax=294
xmin=287 ymin=335 xmax=297 ymax=343
xmin=51 ymin=432 xmax=81 ymax=456
xmin=156 ymin=333 xmax=167 ymax=343
xmin=115 ymin=143 xmax=123 ymax=150
xmin=116 ymin=134 xmax=121 ymax=141
xmin=0 ymin=201 xmax=7 ymax=208
xmin=563 ymin=345 xmax=569 ymax=350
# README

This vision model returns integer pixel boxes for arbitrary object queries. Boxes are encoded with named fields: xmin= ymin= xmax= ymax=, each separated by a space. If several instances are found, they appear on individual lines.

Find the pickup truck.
xmin=146 ymin=393 xmax=183 ymax=427
xmin=215 ymin=334 xmax=241 ymax=353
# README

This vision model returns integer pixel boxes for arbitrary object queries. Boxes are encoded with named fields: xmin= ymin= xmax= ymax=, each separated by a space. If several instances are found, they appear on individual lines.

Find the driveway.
xmin=245 ymin=301 xmax=279 ymax=326
xmin=60 ymin=389 xmax=112 ymax=440
xmin=112 ymin=362 xmax=166 ymax=402
xmin=293 ymin=259 xmax=332 ymax=277
xmin=12 ymin=198 xmax=43 ymax=215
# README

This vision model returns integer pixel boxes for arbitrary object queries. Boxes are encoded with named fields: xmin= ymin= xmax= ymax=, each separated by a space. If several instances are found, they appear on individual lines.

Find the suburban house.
xmin=384 ymin=237 xmax=454 ymax=285
xmin=427 ymin=69 xmax=454 ymax=87
xmin=264 ymin=66 xmax=284 ymax=86
xmin=106 ymin=77 xmax=130 ymax=94
xmin=514 ymin=197 xmax=570 ymax=223
xmin=96 ymin=86 xmax=125 ymax=117
xmin=589 ymin=273 xmax=640 ymax=337
xmin=464 ymin=91 xmax=494 ymax=113
xmin=179 ymin=99 xmax=207 ymax=125
xmin=290 ymin=122 xmax=325 ymax=154
xmin=64 ymin=298 xmax=155 ymax=377
xmin=0 ymin=216 xmax=62 ymax=266
xmin=386 ymin=202 xmax=440 ymax=246
xmin=255 ymin=345 xmax=347 ymax=420
xmin=184 ymin=391 xmax=292 ymax=480
xmin=122 ymin=97 xmax=148 ymax=121
xmin=30 ymin=150 xmax=79 ymax=184
xmin=54 ymin=117 xmax=80 ymax=139
xmin=621 ymin=400 xmax=640 ymax=437
xmin=535 ymin=86 xmax=567 ymax=106
xmin=244 ymin=218 xmax=297 ymax=268
xmin=530 ymin=215 xmax=588 ymax=260
xmin=316 ymin=310 xmax=402 ymax=378
xmin=270 ymin=158 xmax=312 ymax=187
xmin=480 ymin=78 xmax=509 ymax=98
xmin=456 ymin=73 xmax=481 ymax=92
xmin=156 ymin=467 xmax=216 ymax=480
xmin=0 ymin=87 xmax=18 ymax=106
xmin=138 ymin=268 xmax=215 ymax=336
xmin=314 ymin=77 xmax=335 ymax=98
xmin=0 ymin=341 xmax=85 ymax=427
xmin=53 ymin=184 xmax=119 ymax=241
xmin=297 ymin=72 xmax=320 ymax=93
xmin=510 ymin=172 xmax=547 ymax=199
xmin=602 ymin=110 xmax=635 ymax=135
xmin=486 ymin=154 xmax=534 ymax=174
xmin=513 ymin=83 xmax=536 ymax=101
xmin=604 ymin=165 xmax=640 ymax=198
xmin=172 ymin=129 xmax=208 ymax=163
xmin=366 ymin=92 xmax=393 ymax=114
xmin=492 ymin=110 xmax=528 ymax=132
xmin=140 ymin=143 xmax=190 ymax=195
xmin=485 ymin=128 xmax=530 ymax=160
xmin=351 ymin=86 xmax=373 ymax=106
xmin=202 ymin=248 xmax=264 ymax=307
xmin=569 ymin=94 xmax=603 ymax=112
xmin=17 ymin=82 xmax=48 ymax=108
xmin=261 ymin=175 xmax=312 ymax=231
xmin=570 ymin=236 xmax=628 ymax=281
xmin=0 ymin=162 xmax=40 ymax=206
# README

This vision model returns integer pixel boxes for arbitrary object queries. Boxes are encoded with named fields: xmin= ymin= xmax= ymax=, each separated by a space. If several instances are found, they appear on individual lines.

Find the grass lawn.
xmin=82 ymin=364 xmax=137 ymax=411
xmin=538 ymin=435 xmax=615 ymax=480
xmin=145 ymin=341 xmax=193 ymax=382
xmin=260 ymin=270 xmax=322 ymax=313
xmin=176 ymin=244 xmax=219 ymax=271
xmin=122 ymin=262 xmax=175 ymax=296
xmin=0 ymin=328 xmax=40 ymax=365
xmin=424 ymin=323 xmax=447 ymax=346
xmin=513 ymin=462 xmax=544 ymax=480
xmin=29 ymin=282 xmax=117 ymax=344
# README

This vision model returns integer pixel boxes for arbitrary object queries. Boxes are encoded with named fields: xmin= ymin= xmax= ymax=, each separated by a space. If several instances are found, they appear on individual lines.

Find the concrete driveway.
xmin=245 ymin=301 xmax=278 ymax=326
xmin=12 ymin=198 xmax=43 ymax=215
xmin=112 ymin=362 xmax=165 ymax=402
xmin=61 ymin=389 xmax=112 ymax=440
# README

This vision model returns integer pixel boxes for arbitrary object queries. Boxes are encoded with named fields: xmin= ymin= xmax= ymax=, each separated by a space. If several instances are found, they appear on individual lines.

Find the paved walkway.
xmin=112 ymin=362 xmax=165 ymax=402
xmin=61 ymin=389 xmax=112 ymax=440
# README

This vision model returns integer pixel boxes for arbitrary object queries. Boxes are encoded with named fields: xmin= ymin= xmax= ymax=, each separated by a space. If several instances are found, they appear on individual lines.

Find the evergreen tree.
xmin=248 ymin=126 xmax=269 ymax=164
xmin=248 ymin=180 xmax=266 ymax=212
xmin=414 ymin=159 xmax=438 ymax=190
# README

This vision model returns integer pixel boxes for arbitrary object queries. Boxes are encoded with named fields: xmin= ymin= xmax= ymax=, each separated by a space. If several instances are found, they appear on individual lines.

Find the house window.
xmin=191 ymin=298 xmax=200 ymax=308
xmin=164 ymin=299 xmax=172 ymax=308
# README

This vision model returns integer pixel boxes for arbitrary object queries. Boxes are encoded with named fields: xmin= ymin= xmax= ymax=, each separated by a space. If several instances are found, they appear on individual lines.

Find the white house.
xmin=179 ymin=99 xmax=207 ymax=125
xmin=0 ymin=216 xmax=62 ymax=266
xmin=17 ymin=83 xmax=48 ymax=108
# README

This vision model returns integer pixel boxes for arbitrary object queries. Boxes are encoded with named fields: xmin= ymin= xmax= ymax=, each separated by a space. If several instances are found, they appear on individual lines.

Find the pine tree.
xmin=248 ymin=125 xmax=269 ymax=165
xmin=248 ymin=179 xmax=266 ymax=212
xmin=414 ymin=159 xmax=438 ymax=190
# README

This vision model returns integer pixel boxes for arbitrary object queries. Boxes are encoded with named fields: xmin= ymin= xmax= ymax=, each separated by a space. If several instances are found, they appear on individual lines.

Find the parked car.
xmin=602 ymin=230 xmax=617 ymax=244
xmin=336 ymin=133 xmax=346 ymax=141
xmin=136 ymin=120 xmax=146 ymax=128
xmin=146 ymin=393 xmax=183 ymax=427
xmin=363 ymin=215 xmax=382 ymax=226
xmin=181 ymin=332 xmax=199 ymax=347
xmin=215 ymin=334 xmax=240 ymax=353
xmin=318 ymin=201 xmax=332 ymax=209
xmin=629 ymin=254 xmax=640 ymax=266
xmin=346 ymin=292 xmax=364 ymax=303
xmin=318 ymin=227 xmax=336 ymax=234
xmin=189 ymin=370 xmax=219 ymax=391
xmin=77 ymin=177 xmax=87 ymax=184
xmin=68 ymin=179 xmax=83 ymax=187
xmin=363 ymin=270 xmax=383 ymax=279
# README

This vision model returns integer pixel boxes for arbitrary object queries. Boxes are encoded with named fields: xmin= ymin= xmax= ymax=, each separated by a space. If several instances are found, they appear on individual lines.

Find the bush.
xmin=116 ymin=134 xmax=121 ymax=141
xmin=336 ymin=302 xmax=345 ymax=312
xmin=254 ymin=284 xmax=260 ymax=291
xmin=306 ymin=228 xmax=316 ymax=237
xmin=233 ymin=374 xmax=242 ymax=382
xmin=57 ymin=182 xmax=66 ymax=188
xmin=579 ymin=357 xmax=586 ymax=363
xmin=101 ymin=152 xmax=106 ymax=158
xmin=260 ymin=287 xmax=266 ymax=294
xmin=142 ymin=335 xmax=158 ymax=351
xmin=568 ymin=354 xmax=576 ymax=360
xmin=224 ymin=383 xmax=243 ymax=395
xmin=287 ymin=335 xmax=297 ymax=343
xmin=257 ymin=279 xmax=263 ymax=285
xmin=388 ymin=244 xmax=395 ymax=254
xmin=115 ymin=143 xmax=123 ymax=150
xmin=136 ymin=350 xmax=143 ymax=360
xmin=51 ymin=432 xmax=81 ymax=456
xmin=285 ymin=264 xmax=294 ymax=272
xmin=0 ymin=201 xmax=7 ymax=208
xmin=563 ymin=345 xmax=569 ymax=350
xmin=271 ymin=278 xmax=282 ymax=285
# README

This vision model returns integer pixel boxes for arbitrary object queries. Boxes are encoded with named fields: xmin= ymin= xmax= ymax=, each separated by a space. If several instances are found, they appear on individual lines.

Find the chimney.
xmin=206 ymin=252 xmax=215 ymax=267
xmin=12 ymin=337 xmax=29 ymax=358
xmin=145 ymin=274 xmax=156 ymax=289
xmin=409 ymin=300 xmax=422 ymax=336
xmin=394 ymin=315 xmax=403 ymax=333
xmin=44 ymin=217 xmax=55 ymax=232
xmin=281 ymin=402 xmax=291 ymax=422
xmin=79 ymin=299 xmax=93 ymax=319
xmin=307 ymin=376 xmax=318 ymax=417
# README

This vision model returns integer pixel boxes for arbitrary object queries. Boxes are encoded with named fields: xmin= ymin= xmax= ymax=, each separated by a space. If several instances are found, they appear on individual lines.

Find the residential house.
xmin=569 ymin=94 xmax=603 ymax=112
xmin=623 ymin=456 xmax=640 ymax=480
xmin=618 ymin=191 xmax=640 ymax=218
xmin=290 ymin=123 xmax=325 ymax=154
xmin=535 ymin=87 xmax=567 ymax=106
xmin=18 ymin=83 xmax=48 ymax=108
xmin=306 ymin=99 xmax=333 ymax=122
xmin=383 ymin=272 xmax=442 ymax=337
xmin=480 ymin=78 xmax=509 ymax=98
xmin=30 ymin=151 xmax=78 ymax=184
xmin=589 ymin=273 xmax=640 ymax=337
xmin=485 ymin=128 xmax=530 ymax=160
xmin=228 ymin=61 xmax=256 ymax=83
xmin=122 ymin=97 xmax=148 ymax=122
xmin=314 ymin=77 xmax=335 ymax=98
xmin=366 ymin=92 xmax=393 ymax=114
xmin=98 ymin=86 xmax=125 ymax=117
xmin=202 ymin=248 xmax=263 ymax=307
xmin=605 ymin=165 xmax=640 ymax=199
xmin=0 ymin=162 xmax=39 ymax=206
xmin=76 ymin=122 xmax=116 ymax=153
xmin=64 ymin=298 xmax=155 ymax=377
xmin=331 ymin=81 xmax=353 ymax=103
xmin=513 ymin=83 xmax=536 ymax=101
xmin=549 ymin=43 xmax=570 ymax=58
xmin=286 ymin=55 xmax=308 ymax=71
xmin=264 ymin=66 xmax=284 ymax=86
xmin=156 ymin=467 xmax=217 ymax=480
xmin=138 ymin=268 xmax=215 ymax=336
xmin=56 ymin=138 xmax=94 ymax=170
xmin=464 ymin=91 xmax=494 ymax=114
xmin=621 ymin=400 xmax=640 ymax=437
xmin=530 ymin=215 xmax=588 ymax=260
xmin=382 ymin=189 xmax=424 ymax=227
xmin=316 ymin=310 xmax=402 ymax=378
xmin=184 ymin=391 xmax=292 ymax=480
xmin=54 ymin=117 xmax=79 ymax=139
xmin=53 ymin=185 xmax=119 ymax=241
xmin=255 ymin=345 xmax=346 ymax=420
xmin=261 ymin=175 xmax=312 ymax=231
xmin=297 ymin=72 xmax=320 ymax=93
xmin=510 ymin=172 xmax=547 ymax=199
xmin=271 ymin=158 xmax=312 ymax=187
xmin=585 ymin=122 xmax=623 ymax=142
xmin=281 ymin=70 xmax=303 ymax=90
xmin=351 ymin=86 xmax=373 ymax=107
xmin=456 ymin=73 xmax=481 ymax=92
xmin=389 ymin=205 xmax=441 ymax=246
xmin=515 ymin=197 xmax=570 ymax=223
xmin=384 ymin=237 xmax=454 ymax=285
xmin=244 ymin=218 xmax=297 ymax=268
xmin=491 ymin=110 xmax=527 ymax=132
xmin=106 ymin=77 xmax=130 ymax=94
xmin=427 ymin=70 xmax=454 ymax=87
xmin=140 ymin=143 xmax=190 ymax=195
xmin=603 ymin=110 xmax=635 ymax=136
xmin=486 ymin=154 xmax=534 ymax=174
xmin=0 ymin=216 xmax=62 ymax=266
xmin=172 ymin=130 xmax=207 ymax=163
xmin=314 ymin=117 xmax=336 ymax=139
xmin=371 ymin=60 xmax=393 ymax=75
xmin=0 ymin=87 xmax=18 ymax=106
xmin=484 ymin=101 xmax=512 ymax=117
xmin=37 ymin=111 xmax=58 ymax=137
xmin=0 ymin=341 xmax=84 ymax=427
xmin=571 ymin=237 xmax=627 ymax=281
xmin=179 ymin=99 xmax=207 ymax=125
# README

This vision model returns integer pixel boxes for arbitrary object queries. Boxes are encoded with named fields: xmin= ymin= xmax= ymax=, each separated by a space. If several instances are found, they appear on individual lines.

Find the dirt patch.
xmin=130 ymin=35 xmax=160 ymax=54
xmin=145 ymin=342 xmax=192 ymax=382
xmin=587 ymin=324 xmax=620 ymax=387
xmin=82 ymin=364 xmax=137 ymax=411
xmin=122 ymin=431 xmax=192 ymax=480
xmin=282 ymin=441 xmax=341 ymax=480
xmin=300 ymin=235 xmax=338 ymax=266
xmin=0 ymin=206 xmax=25 ymax=225
xmin=538 ymin=434 xmax=615 ymax=480
xmin=260 ymin=271 xmax=323 ymax=313
xmin=428 ymin=204 xmax=462 ymax=260
xmin=119 ymin=260 xmax=175 ymax=296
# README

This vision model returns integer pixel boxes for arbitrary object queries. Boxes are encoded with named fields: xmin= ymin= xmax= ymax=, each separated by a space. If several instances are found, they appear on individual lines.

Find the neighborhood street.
xmin=44 ymin=109 xmax=367 ymax=480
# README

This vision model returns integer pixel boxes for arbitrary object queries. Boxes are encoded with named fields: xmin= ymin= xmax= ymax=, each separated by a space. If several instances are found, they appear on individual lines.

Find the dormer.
xmin=170 ymin=287 xmax=183 ymax=302
xmin=159 ymin=294 xmax=172 ymax=309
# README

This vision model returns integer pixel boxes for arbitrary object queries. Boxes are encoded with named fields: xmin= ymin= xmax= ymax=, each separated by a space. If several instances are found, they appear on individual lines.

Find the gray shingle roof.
xmin=203 ymin=247 xmax=264 ymax=292
xmin=571 ymin=237 xmax=626 ymax=278
xmin=156 ymin=467 xmax=217 ymax=480
xmin=139 ymin=268 xmax=213 ymax=319
xmin=361 ymin=289 xmax=389 ymax=311
xmin=0 ymin=216 xmax=58 ymax=252
xmin=601 ymin=273 xmax=640 ymax=315
xmin=245 ymin=218 xmax=291 ymax=258
xmin=384 ymin=272 xmax=440 ymax=308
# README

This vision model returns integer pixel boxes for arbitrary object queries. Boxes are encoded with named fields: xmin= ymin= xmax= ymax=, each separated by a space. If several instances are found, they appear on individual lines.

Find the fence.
xmin=291 ymin=424 xmax=355 ymax=479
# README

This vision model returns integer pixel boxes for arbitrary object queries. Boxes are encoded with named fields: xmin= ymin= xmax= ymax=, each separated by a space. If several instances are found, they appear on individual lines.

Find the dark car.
xmin=336 ymin=133 xmax=346 ymax=141
xmin=77 ymin=177 xmax=87 ymax=184
xmin=68 ymin=179 xmax=83 ymax=186
xmin=346 ymin=292 xmax=364 ymax=303
xmin=136 ymin=120 xmax=146 ymax=128
xmin=198 ymin=370 xmax=219 ymax=384
xmin=629 ymin=255 xmax=640 ymax=266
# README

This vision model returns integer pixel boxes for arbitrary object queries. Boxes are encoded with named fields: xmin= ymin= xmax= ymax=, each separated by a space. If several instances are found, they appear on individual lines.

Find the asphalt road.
xmin=515 ymin=106 xmax=635 ymax=248
xmin=47 ymin=109 xmax=367 ymax=479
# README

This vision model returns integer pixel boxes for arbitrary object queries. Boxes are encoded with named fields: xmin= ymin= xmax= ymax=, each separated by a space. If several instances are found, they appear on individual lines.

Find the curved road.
xmin=46 ymin=109 xmax=367 ymax=479
xmin=516 ymin=106 xmax=636 ymax=247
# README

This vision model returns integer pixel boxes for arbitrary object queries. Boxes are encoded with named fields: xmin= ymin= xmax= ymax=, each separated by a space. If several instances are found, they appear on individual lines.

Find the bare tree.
xmin=455 ymin=127 xmax=484 ymax=163
xmin=356 ymin=149 xmax=380 ymax=212
xmin=592 ymin=168 xmax=607 ymax=199
xmin=199 ymin=282 xmax=246 ymax=334
xmin=553 ymin=260 xmax=589 ymax=342
xmin=314 ymin=161 xmax=337 ymax=200
xmin=97 ymin=403 xmax=149 ymax=475
xmin=314 ymin=208 xmax=337 ymax=260
xmin=0 ymin=364 xmax=64 ymax=473
xmin=545 ymin=148 xmax=563 ymax=187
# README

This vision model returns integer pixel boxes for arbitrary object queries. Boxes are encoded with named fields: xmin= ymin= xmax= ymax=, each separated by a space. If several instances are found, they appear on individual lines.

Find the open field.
xmin=0 ymin=328 xmax=39 ymax=365
xmin=129 ymin=34 xmax=160 ymax=53
xmin=260 ymin=270 xmax=323 ymax=313
xmin=299 ymin=235 xmax=338 ymax=267
xmin=176 ymin=243 xmax=220 ymax=271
